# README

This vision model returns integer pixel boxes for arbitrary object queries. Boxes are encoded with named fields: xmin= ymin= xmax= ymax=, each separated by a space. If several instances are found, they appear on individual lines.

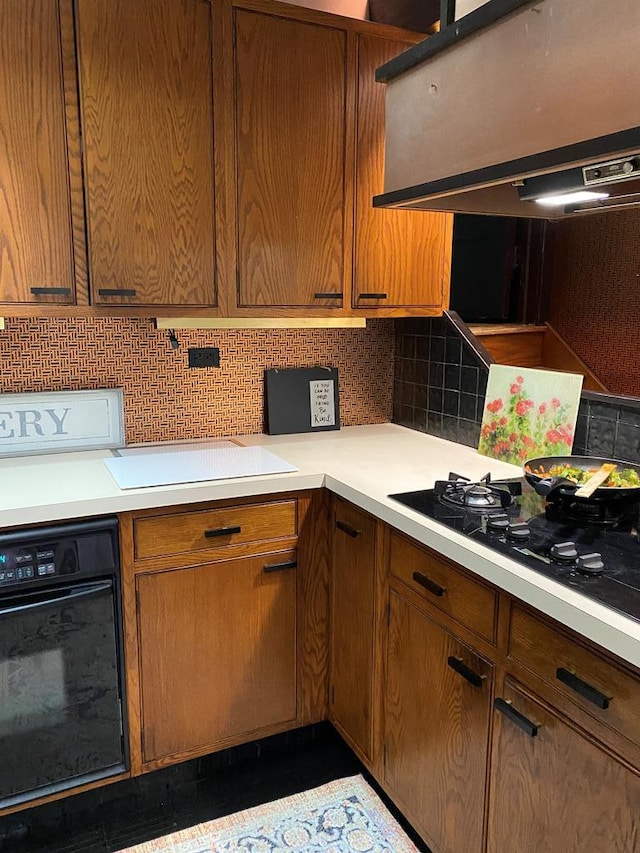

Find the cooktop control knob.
xmin=487 ymin=514 xmax=510 ymax=532
xmin=576 ymin=553 xmax=605 ymax=576
xmin=550 ymin=541 xmax=579 ymax=562
xmin=506 ymin=522 xmax=530 ymax=541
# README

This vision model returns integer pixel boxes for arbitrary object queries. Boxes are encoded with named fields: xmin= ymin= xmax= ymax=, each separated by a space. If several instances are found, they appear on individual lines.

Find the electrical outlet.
xmin=188 ymin=347 xmax=220 ymax=368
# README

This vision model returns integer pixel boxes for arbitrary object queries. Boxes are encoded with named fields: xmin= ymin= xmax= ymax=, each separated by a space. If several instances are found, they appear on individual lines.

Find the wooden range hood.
xmin=374 ymin=0 xmax=640 ymax=219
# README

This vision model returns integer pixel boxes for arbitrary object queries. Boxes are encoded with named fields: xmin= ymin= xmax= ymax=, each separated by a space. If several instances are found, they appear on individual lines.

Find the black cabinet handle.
xmin=263 ymin=559 xmax=297 ymax=574
xmin=358 ymin=292 xmax=388 ymax=300
xmin=556 ymin=667 xmax=611 ymax=710
xmin=314 ymin=292 xmax=343 ymax=299
xmin=412 ymin=571 xmax=445 ymax=597
xmin=204 ymin=525 xmax=241 ymax=538
xmin=447 ymin=656 xmax=483 ymax=688
xmin=30 ymin=286 xmax=71 ymax=295
xmin=336 ymin=520 xmax=360 ymax=538
xmin=494 ymin=698 xmax=538 ymax=737
xmin=98 ymin=288 xmax=137 ymax=297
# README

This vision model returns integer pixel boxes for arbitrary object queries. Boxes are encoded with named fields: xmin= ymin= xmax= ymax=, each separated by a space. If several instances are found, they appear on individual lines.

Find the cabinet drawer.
xmin=509 ymin=605 xmax=640 ymax=749
xmin=389 ymin=532 xmax=497 ymax=643
xmin=134 ymin=500 xmax=297 ymax=560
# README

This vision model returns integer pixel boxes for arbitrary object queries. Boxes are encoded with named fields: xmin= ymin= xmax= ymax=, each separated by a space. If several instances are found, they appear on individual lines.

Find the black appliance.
xmin=0 ymin=518 xmax=127 ymax=809
xmin=390 ymin=473 xmax=640 ymax=623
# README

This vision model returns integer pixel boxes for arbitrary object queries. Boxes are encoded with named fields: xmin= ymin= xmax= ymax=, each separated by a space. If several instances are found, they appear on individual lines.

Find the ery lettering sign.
xmin=0 ymin=390 xmax=124 ymax=456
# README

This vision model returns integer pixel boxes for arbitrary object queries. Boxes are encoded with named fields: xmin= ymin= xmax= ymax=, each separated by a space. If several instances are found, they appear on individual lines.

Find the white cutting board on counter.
xmin=104 ymin=445 xmax=297 ymax=490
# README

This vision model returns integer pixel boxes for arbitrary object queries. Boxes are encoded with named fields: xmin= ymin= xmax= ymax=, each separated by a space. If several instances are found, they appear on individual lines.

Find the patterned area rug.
xmin=118 ymin=774 xmax=419 ymax=853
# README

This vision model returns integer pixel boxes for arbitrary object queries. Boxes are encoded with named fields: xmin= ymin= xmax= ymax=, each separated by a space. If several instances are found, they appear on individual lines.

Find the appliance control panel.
xmin=0 ymin=540 xmax=79 ymax=587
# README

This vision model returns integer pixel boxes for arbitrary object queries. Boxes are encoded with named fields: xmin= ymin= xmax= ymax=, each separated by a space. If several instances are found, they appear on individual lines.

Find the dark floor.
xmin=0 ymin=723 xmax=430 ymax=853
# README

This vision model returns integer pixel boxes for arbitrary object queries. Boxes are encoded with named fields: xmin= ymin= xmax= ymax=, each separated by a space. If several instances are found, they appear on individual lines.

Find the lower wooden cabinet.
xmin=488 ymin=678 xmax=640 ymax=853
xmin=136 ymin=550 xmax=297 ymax=763
xmin=384 ymin=587 xmax=493 ymax=853
xmin=330 ymin=498 xmax=377 ymax=763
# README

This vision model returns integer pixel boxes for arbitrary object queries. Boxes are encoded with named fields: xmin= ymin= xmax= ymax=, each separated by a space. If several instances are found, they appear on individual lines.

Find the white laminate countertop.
xmin=2 ymin=423 xmax=639 ymax=669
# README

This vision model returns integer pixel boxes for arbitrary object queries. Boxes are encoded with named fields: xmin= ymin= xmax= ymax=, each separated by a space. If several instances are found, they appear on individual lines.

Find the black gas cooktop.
xmin=390 ymin=473 xmax=640 ymax=623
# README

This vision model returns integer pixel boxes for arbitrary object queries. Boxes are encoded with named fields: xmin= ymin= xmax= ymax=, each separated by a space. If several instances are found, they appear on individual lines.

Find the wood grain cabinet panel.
xmin=136 ymin=550 xmax=297 ymax=762
xmin=353 ymin=34 xmax=452 ymax=311
xmin=389 ymin=531 xmax=497 ymax=643
xmin=133 ymin=500 xmax=297 ymax=560
xmin=509 ymin=605 xmax=640 ymax=751
xmin=330 ymin=499 xmax=377 ymax=762
xmin=76 ymin=0 xmax=216 ymax=306
xmin=0 ymin=0 xmax=79 ymax=304
xmin=234 ymin=10 xmax=347 ymax=308
xmin=488 ymin=678 xmax=640 ymax=853
xmin=385 ymin=589 xmax=493 ymax=853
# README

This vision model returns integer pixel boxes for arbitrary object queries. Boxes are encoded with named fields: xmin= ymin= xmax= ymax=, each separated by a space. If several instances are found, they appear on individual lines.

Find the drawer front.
xmin=509 ymin=605 xmax=640 ymax=749
xmin=389 ymin=532 xmax=497 ymax=643
xmin=134 ymin=500 xmax=297 ymax=560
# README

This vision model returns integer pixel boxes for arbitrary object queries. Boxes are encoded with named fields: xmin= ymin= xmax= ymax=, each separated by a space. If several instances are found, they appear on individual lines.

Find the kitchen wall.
xmin=547 ymin=209 xmax=640 ymax=398
xmin=393 ymin=314 xmax=640 ymax=465
xmin=0 ymin=319 xmax=393 ymax=444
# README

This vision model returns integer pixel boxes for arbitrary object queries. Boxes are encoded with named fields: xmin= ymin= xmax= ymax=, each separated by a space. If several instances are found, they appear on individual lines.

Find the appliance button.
xmin=576 ymin=553 xmax=605 ymax=576
xmin=5 ymin=570 xmax=15 ymax=581
xmin=487 ymin=513 xmax=510 ymax=532
xmin=16 ymin=568 xmax=24 ymax=580
xmin=25 ymin=566 xmax=34 ymax=578
xmin=15 ymin=554 xmax=33 ymax=564
xmin=506 ymin=522 xmax=530 ymax=541
xmin=550 ymin=541 xmax=578 ymax=562
xmin=45 ymin=563 xmax=56 ymax=575
xmin=36 ymin=549 xmax=55 ymax=561
xmin=37 ymin=565 xmax=48 ymax=576
xmin=0 ymin=572 xmax=4 ymax=582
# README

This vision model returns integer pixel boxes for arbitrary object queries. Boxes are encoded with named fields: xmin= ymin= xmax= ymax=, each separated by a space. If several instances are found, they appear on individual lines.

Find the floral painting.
xmin=478 ymin=365 xmax=583 ymax=466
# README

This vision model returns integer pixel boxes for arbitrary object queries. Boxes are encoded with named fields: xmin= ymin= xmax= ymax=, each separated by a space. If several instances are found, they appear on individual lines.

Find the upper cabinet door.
xmin=0 ymin=0 xmax=81 ymax=305
xmin=76 ymin=0 xmax=216 ymax=307
xmin=353 ymin=35 xmax=452 ymax=311
xmin=234 ymin=11 xmax=348 ymax=309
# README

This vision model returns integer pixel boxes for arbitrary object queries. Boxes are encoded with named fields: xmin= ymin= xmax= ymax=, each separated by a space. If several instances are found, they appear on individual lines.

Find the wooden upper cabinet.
xmin=0 ymin=0 xmax=82 ymax=305
xmin=76 ymin=0 xmax=216 ymax=307
xmin=353 ymin=34 xmax=452 ymax=311
xmin=234 ymin=11 xmax=348 ymax=309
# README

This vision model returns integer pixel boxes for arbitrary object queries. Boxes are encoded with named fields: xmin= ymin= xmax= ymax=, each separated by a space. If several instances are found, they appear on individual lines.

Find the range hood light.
xmin=534 ymin=190 xmax=610 ymax=207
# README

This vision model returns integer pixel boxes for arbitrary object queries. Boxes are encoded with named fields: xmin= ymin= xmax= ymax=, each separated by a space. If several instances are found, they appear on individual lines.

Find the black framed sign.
xmin=264 ymin=367 xmax=340 ymax=435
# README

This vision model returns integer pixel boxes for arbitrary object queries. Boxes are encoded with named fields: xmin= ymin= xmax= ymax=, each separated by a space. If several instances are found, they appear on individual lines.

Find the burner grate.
xmin=435 ymin=473 xmax=516 ymax=512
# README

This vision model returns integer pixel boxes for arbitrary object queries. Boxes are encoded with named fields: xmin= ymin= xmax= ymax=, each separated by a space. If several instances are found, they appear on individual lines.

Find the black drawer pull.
xmin=204 ymin=525 xmax=241 ymax=538
xmin=494 ymin=698 xmax=538 ymax=737
xmin=556 ymin=667 xmax=611 ymax=710
xmin=336 ymin=520 xmax=360 ymax=538
xmin=447 ymin=656 xmax=483 ymax=688
xmin=412 ymin=571 xmax=445 ymax=597
xmin=98 ymin=288 xmax=137 ymax=297
xmin=314 ymin=292 xmax=343 ymax=299
xmin=358 ymin=292 xmax=388 ymax=300
xmin=30 ymin=286 xmax=71 ymax=295
xmin=263 ymin=559 xmax=297 ymax=574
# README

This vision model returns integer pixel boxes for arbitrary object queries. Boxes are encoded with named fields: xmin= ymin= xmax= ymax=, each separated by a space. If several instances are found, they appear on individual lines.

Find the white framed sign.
xmin=0 ymin=389 xmax=125 ymax=457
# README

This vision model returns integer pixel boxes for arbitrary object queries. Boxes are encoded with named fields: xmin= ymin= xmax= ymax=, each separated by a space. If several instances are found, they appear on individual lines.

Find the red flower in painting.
xmin=510 ymin=383 xmax=520 ymax=395
xmin=546 ymin=428 xmax=563 ymax=444
xmin=515 ymin=400 xmax=530 ymax=417
xmin=551 ymin=398 xmax=561 ymax=408
xmin=538 ymin=403 xmax=547 ymax=415
xmin=499 ymin=417 xmax=507 ymax=426
xmin=516 ymin=376 xmax=524 ymax=384
xmin=486 ymin=398 xmax=503 ymax=414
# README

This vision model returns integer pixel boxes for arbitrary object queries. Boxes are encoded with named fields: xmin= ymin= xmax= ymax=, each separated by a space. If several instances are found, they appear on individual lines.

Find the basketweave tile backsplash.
xmin=0 ymin=319 xmax=394 ymax=444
